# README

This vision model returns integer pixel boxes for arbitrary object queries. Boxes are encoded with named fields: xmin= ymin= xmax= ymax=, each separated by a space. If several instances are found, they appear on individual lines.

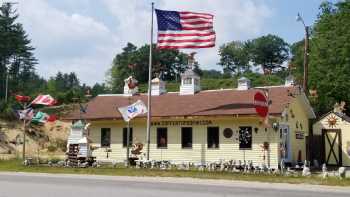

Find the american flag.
xmin=155 ymin=9 xmax=216 ymax=49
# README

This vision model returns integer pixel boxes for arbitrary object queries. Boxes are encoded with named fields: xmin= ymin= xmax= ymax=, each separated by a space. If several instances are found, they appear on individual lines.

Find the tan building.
xmin=67 ymin=70 xmax=315 ymax=169
xmin=313 ymin=110 xmax=350 ymax=167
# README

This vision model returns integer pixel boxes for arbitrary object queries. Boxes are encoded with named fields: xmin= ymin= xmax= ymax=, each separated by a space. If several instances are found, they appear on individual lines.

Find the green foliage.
xmin=290 ymin=40 xmax=304 ymax=85
xmin=0 ymin=3 xmax=40 ymax=99
xmin=291 ymin=1 xmax=350 ymax=115
xmin=247 ymin=34 xmax=289 ymax=74
xmin=218 ymin=41 xmax=250 ymax=74
xmin=219 ymin=35 xmax=289 ymax=75
xmin=108 ymin=43 xmax=189 ymax=93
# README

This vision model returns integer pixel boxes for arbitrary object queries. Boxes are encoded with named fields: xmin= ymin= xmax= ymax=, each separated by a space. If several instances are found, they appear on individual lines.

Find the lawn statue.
xmin=339 ymin=167 xmax=346 ymax=179
xmin=322 ymin=164 xmax=328 ymax=179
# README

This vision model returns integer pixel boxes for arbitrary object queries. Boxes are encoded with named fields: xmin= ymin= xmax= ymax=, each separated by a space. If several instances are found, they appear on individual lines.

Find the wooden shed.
xmin=313 ymin=111 xmax=350 ymax=167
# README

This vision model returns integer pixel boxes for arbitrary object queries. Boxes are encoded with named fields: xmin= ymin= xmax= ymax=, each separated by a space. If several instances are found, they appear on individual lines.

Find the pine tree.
xmin=0 ymin=3 xmax=38 ymax=99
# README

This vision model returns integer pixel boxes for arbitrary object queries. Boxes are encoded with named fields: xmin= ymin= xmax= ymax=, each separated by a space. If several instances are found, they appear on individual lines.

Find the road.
xmin=0 ymin=172 xmax=350 ymax=197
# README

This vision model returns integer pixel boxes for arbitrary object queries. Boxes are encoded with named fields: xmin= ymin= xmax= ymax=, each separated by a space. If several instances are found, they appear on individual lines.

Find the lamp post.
xmin=296 ymin=13 xmax=309 ymax=92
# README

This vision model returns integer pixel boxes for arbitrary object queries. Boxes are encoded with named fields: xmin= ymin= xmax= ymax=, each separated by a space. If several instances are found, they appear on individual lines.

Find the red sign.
xmin=254 ymin=92 xmax=268 ymax=118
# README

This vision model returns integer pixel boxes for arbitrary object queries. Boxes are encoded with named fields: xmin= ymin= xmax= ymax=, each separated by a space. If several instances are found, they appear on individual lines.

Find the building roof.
xmin=65 ymin=86 xmax=314 ymax=121
xmin=317 ymin=111 xmax=350 ymax=123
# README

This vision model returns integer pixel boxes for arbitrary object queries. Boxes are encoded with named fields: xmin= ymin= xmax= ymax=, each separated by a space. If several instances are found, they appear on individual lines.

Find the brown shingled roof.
xmin=66 ymin=86 xmax=299 ymax=120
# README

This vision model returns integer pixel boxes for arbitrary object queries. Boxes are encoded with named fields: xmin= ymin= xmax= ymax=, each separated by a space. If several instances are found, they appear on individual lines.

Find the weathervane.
xmin=187 ymin=52 xmax=197 ymax=69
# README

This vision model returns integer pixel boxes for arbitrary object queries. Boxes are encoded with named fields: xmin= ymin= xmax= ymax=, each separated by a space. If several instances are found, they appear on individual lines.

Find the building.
xmin=66 ymin=68 xmax=315 ymax=169
xmin=312 ymin=105 xmax=350 ymax=167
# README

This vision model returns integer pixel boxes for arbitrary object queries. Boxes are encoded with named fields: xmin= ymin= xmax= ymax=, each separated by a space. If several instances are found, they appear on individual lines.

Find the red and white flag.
xmin=31 ymin=95 xmax=57 ymax=106
xmin=155 ymin=9 xmax=215 ymax=49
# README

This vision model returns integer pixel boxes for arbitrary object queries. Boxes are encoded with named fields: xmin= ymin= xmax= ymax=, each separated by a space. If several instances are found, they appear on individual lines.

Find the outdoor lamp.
xmin=272 ymin=122 xmax=279 ymax=131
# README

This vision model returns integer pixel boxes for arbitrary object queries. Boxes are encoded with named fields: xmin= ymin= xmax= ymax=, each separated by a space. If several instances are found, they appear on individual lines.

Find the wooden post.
xmin=22 ymin=119 xmax=26 ymax=160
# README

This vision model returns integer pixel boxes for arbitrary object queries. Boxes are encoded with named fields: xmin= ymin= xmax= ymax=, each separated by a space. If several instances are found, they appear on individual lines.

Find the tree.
xmin=290 ymin=40 xmax=304 ymax=85
xmin=0 ymin=3 xmax=38 ymax=99
xmin=307 ymin=1 xmax=350 ymax=115
xmin=108 ymin=43 xmax=188 ymax=93
xmin=91 ymin=83 xmax=110 ymax=97
xmin=247 ymin=34 xmax=289 ymax=74
xmin=218 ymin=41 xmax=250 ymax=74
xmin=201 ymin=69 xmax=223 ymax=79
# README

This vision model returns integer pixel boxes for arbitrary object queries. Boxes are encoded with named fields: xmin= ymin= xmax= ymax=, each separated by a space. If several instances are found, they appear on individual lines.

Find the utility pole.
xmin=296 ymin=13 xmax=309 ymax=92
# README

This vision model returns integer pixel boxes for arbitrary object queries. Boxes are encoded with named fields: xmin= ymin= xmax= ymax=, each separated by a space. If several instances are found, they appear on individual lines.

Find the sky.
xmin=6 ymin=0 xmax=335 ymax=86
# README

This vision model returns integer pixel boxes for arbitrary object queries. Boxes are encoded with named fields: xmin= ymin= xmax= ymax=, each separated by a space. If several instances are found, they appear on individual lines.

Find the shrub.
xmin=47 ymin=144 xmax=57 ymax=152
xmin=55 ymin=139 xmax=67 ymax=152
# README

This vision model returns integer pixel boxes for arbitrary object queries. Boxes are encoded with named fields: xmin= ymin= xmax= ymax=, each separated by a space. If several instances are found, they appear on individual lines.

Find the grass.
xmin=0 ymin=160 xmax=350 ymax=186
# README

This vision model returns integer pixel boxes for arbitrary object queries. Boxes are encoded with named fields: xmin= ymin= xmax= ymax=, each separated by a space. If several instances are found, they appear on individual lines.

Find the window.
xmin=239 ymin=127 xmax=252 ymax=149
xmin=101 ymin=128 xmax=111 ymax=147
xmin=183 ymin=78 xmax=192 ymax=85
xmin=207 ymin=127 xmax=219 ymax=148
xmin=181 ymin=127 xmax=192 ymax=148
xmin=123 ymin=128 xmax=133 ymax=147
xmin=157 ymin=128 xmax=168 ymax=148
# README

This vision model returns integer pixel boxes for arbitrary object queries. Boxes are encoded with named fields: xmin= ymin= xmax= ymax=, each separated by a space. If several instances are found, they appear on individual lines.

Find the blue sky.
xmin=11 ymin=0 xmax=336 ymax=85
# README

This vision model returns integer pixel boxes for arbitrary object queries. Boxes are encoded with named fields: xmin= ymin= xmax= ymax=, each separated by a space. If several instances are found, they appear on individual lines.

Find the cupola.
xmin=151 ymin=77 xmax=166 ymax=96
xmin=179 ymin=52 xmax=200 ymax=95
xmin=123 ymin=76 xmax=139 ymax=96
xmin=237 ymin=77 xmax=251 ymax=90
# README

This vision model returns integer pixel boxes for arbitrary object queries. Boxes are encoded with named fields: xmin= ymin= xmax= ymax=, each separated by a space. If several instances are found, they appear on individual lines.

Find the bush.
xmin=55 ymin=139 xmax=67 ymax=152
xmin=47 ymin=144 xmax=57 ymax=152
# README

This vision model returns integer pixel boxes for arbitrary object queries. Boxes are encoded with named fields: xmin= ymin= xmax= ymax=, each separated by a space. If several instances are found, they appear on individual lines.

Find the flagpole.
xmin=22 ymin=118 xmax=26 ymax=160
xmin=146 ymin=2 xmax=154 ymax=161
xmin=126 ymin=120 xmax=130 ymax=166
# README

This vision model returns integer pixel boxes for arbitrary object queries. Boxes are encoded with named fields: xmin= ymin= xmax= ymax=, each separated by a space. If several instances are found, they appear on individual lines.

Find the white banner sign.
xmin=118 ymin=100 xmax=148 ymax=122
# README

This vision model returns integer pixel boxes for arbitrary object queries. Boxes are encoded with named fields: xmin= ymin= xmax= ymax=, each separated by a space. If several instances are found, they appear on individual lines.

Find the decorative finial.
xmin=334 ymin=101 xmax=346 ymax=114
xmin=188 ymin=52 xmax=197 ymax=69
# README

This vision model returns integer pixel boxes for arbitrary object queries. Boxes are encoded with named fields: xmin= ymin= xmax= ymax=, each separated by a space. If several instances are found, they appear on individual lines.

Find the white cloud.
xmin=16 ymin=0 xmax=117 ymax=85
xmin=13 ymin=0 xmax=271 ymax=85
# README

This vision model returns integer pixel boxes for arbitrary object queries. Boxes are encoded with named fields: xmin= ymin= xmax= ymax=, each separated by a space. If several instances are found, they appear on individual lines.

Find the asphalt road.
xmin=1 ymin=172 xmax=350 ymax=197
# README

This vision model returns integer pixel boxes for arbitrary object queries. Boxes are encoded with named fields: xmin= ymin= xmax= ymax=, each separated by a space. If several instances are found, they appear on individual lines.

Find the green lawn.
xmin=0 ymin=159 xmax=349 ymax=186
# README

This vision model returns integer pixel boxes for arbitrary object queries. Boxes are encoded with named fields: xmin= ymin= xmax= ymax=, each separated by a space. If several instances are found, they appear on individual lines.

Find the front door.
xmin=280 ymin=124 xmax=292 ymax=163
xmin=322 ymin=129 xmax=342 ymax=166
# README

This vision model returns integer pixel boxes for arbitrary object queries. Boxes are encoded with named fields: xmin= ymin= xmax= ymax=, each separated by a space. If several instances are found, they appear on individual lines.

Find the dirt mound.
xmin=0 ymin=119 xmax=71 ymax=158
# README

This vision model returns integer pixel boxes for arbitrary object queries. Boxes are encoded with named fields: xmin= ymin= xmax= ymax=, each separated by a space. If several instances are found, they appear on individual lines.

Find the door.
xmin=280 ymin=124 xmax=292 ymax=163
xmin=322 ymin=129 xmax=342 ymax=166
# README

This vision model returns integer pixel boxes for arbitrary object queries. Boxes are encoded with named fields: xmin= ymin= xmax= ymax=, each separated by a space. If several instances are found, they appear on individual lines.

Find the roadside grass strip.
xmin=0 ymin=160 xmax=349 ymax=186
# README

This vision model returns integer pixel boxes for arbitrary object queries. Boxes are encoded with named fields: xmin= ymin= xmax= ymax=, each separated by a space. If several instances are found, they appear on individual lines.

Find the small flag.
xmin=16 ymin=108 xmax=34 ymax=120
xmin=31 ymin=111 xmax=49 ymax=123
xmin=47 ymin=114 xmax=57 ymax=122
xmin=31 ymin=94 xmax=57 ymax=106
xmin=118 ymin=100 xmax=148 ymax=122
xmin=15 ymin=95 xmax=31 ymax=103
xmin=155 ymin=9 xmax=216 ymax=49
